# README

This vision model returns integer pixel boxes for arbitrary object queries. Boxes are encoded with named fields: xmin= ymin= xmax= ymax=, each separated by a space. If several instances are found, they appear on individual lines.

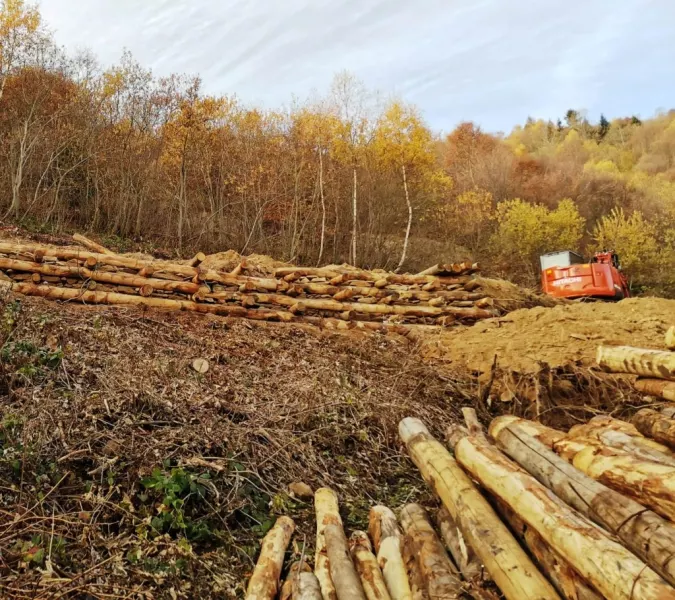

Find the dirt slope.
xmin=422 ymin=297 xmax=675 ymax=374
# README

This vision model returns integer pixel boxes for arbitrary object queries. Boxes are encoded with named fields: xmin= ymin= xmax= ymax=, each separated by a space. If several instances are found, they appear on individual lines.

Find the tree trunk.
xmin=315 ymin=488 xmax=341 ymax=600
xmin=494 ymin=499 xmax=602 ymax=600
xmin=597 ymin=346 xmax=675 ymax=379
xmin=246 ymin=516 xmax=295 ymax=600
xmin=349 ymin=531 xmax=392 ymax=600
xmin=351 ymin=167 xmax=357 ymax=266
xmin=398 ymin=418 xmax=558 ymax=600
xmin=73 ymin=234 xmax=114 ymax=255
xmin=318 ymin=148 xmax=326 ymax=266
xmin=454 ymin=435 xmax=674 ymax=600
xmin=635 ymin=378 xmax=675 ymax=401
xmin=368 ymin=506 xmax=412 ymax=600
xmin=324 ymin=524 xmax=367 ymax=600
xmin=493 ymin=420 xmax=675 ymax=586
xmin=633 ymin=408 xmax=675 ymax=450
xmin=399 ymin=504 xmax=462 ymax=599
xmin=573 ymin=444 xmax=675 ymax=522
xmin=396 ymin=165 xmax=412 ymax=273
xmin=666 ymin=326 xmax=675 ymax=351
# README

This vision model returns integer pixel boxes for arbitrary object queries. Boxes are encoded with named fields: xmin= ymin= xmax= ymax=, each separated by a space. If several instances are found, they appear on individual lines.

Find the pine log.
xmin=73 ymin=234 xmax=114 ymax=255
xmin=294 ymin=573 xmax=324 ymax=600
xmin=0 ymin=256 xmax=201 ymax=295
xmin=399 ymin=504 xmax=462 ymax=599
xmin=349 ymin=531 xmax=392 ymax=600
xmin=282 ymin=563 xmax=312 ymax=600
xmin=488 ymin=416 xmax=565 ymax=449
xmin=633 ymin=408 xmax=675 ymax=450
xmin=568 ymin=415 xmax=672 ymax=454
xmin=315 ymin=488 xmax=341 ymax=600
xmin=492 ymin=420 xmax=675 ymax=586
xmin=454 ymin=435 xmax=675 ymax=600
xmin=398 ymin=418 xmax=558 ymax=600
xmin=572 ymin=445 xmax=675 ymax=522
xmin=246 ymin=516 xmax=295 ymax=600
xmin=493 ymin=499 xmax=602 ymax=600
xmin=324 ymin=524 xmax=367 ymax=600
xmin=597 ymin=345 xmax=675 ymax=379
xmin=189 ymin=252 xmax=207 ymax=267
xmin=666 ymin=326 xmax=675 ymax=351
xmin=368 ymin=506 xmax=412 ymax=600
xmin=0 ymin=281 xmax=301 ymax=322
xmin=434 ymin=506 xmax=481 ymax=582
xmin=635 ymin=379 xmax=675 ymax=401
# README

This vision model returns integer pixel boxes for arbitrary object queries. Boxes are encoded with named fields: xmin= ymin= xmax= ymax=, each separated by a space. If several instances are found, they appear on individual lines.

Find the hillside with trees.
xmin=0 ymin=1 xmax=673 ymax=294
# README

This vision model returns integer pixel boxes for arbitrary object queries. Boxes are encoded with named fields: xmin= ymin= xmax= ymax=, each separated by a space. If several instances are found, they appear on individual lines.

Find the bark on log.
xmin=633 ymin=408 xmax=675 ymax=450
xmin=488 ymin=416 xmax=565 ymax=449
xmin=573 ymin=444 xmax=675 ymax=522
xmin=434 ymin=506 xmax=481 ymax=582
xmin=73 ymin=234 xmax=114 ymax=255
xmin=663 ymin=405 xmax=675 ymax=419
xmin=324 ymin=524 xmax=367 ymax=600
xmin=666 ymin=326 xmax=675 ymax=351
xmin=349 ymin=531 xmax=392 ymax=600
xmin=315 ymin=488 xmax=341 ymax=600
xmin=635 ymin=379 xmax=675 ymax=401
xmin=455 ymin=435 xmax=675 ymax=600
xmin=368 ymin=506 xmax=412 ymax=600
xmin=294 ymin=573 xmax=324 ymax=600
xmin=493 ymin=499 xmax=602 ymax=600
xmin=399 ymin=504 xmax=462 ymax=599
xmin=246 ymin=516 xmax=295 ymax=600
xmin=493 ymin=420 xmax=675 ymax=586
xmin=597 ymin=345 xmax=675 ymax=379
xmin=398 ymin=418 xmax=558 ymax=600
xmin=282 ymin=563 xmax=312 ymax=600
xmin=568 ymin=415 xmax=673 ymax=455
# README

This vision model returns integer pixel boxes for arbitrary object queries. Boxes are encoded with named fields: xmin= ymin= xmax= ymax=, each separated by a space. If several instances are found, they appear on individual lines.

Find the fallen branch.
xmin=246 ymin=516 xmax=295 ymax=600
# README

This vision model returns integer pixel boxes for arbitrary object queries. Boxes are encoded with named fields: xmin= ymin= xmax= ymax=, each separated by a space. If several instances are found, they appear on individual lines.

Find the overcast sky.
xmin=39 ymin=0 xmax=675 ymax=134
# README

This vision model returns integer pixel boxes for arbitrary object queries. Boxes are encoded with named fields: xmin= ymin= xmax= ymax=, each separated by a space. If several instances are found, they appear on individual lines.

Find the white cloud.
xmin=38 ymin=0 xmax=675 ymax=131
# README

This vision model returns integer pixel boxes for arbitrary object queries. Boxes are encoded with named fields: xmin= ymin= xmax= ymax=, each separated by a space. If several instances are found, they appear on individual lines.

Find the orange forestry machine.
xmin=540 ymin=250 xmax=630 ymax=300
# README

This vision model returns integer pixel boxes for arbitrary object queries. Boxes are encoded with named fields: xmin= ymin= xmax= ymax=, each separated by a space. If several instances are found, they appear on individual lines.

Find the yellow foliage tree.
xmin=0 ymin=0 xmax=40 ymax=101
xmin=495 ymin=198 xmax=585 ymax=274
xmin=593 ymin=207 xmax=659 ymax=287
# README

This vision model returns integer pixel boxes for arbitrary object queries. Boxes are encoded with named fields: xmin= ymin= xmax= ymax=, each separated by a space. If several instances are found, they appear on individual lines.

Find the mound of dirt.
xmin=422 ymin=297 xmax=675 ymax=374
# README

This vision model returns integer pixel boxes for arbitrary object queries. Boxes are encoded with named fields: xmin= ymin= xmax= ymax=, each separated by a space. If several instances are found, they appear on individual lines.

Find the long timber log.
xmin=73 ymin=233 xmax=114 ymax=255
xmin=633 ymin=408 xmax=675 ymax=450
xmin=492 ymin=420 xmax=675 ymax=586
xmin=368 ymin=506 xmax=412 ymax=600
xmin=597 ymin=345 xmax=675 ymax=379
xmin=398 ymin=418 xmax=558 ymax=600
xmin=572 ymin=445 xmax=675 ymax=523
xmin=454 ymin=434 xmax=675 ymax=600
xmin=0 ymin=257 xmax=200 ymax=294
xmin=635 ymin=378 xmax=675 ymax=401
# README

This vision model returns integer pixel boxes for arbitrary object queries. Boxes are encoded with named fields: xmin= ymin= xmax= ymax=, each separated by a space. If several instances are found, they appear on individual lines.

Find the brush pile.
xmin=248 ymin=403 xmax=675 ymax=599
xmin=0 ymin=236 xmax=502 ymax=337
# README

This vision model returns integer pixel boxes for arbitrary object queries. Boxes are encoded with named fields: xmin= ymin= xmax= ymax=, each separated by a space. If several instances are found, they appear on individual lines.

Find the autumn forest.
xmin=1 ymin=1 xmax=674 ymax=294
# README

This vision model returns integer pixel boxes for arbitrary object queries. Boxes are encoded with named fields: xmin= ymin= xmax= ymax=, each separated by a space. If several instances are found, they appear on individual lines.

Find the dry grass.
xmin=0 ymin=293 xmax=473 ymax=598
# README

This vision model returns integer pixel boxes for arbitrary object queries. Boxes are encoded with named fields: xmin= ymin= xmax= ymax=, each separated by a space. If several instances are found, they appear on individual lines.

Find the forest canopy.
xmin=0 ymin=0 xmax=674 ymax=294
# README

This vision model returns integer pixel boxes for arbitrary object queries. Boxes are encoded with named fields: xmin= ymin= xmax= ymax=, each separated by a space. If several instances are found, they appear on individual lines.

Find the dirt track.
xmin=422 ymin=297 xmax=675 ymax=374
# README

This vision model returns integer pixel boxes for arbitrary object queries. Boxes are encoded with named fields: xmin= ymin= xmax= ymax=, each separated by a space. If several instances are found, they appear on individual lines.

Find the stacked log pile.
xmin=0 ymin=237 xmax=497 ymax=337
xmin=397 ymin=408 xmax=675 ymax=599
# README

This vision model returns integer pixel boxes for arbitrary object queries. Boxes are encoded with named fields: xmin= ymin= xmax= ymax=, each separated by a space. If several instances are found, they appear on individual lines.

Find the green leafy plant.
xmin=0 ymin=340 xmax=63 ymax=380
xmin=139 ymin=467 xmax=217 ymax=542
